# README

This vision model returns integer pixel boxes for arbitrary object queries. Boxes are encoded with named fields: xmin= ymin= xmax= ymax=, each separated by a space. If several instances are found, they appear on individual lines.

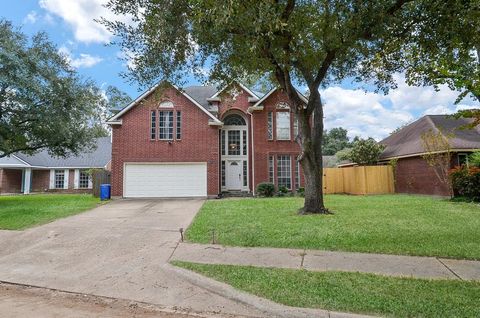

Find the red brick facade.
xmin=0 ymin=169 xmax=22 ymax=193
xmin=394 ymin=154 xmax=464 ymax=196
xmin=110 ymin=84 xmax=304 ymax=197
xmin=111 ymin=86 xmax=220 ymax=196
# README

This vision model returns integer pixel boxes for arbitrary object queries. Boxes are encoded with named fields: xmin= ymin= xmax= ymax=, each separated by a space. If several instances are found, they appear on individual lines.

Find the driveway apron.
xmin=0 ymin=199 xmax=263 ymax=317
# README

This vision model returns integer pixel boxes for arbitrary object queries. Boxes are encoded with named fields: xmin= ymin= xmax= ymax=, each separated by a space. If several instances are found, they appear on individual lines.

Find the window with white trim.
xmin=267 ymin=112 xmax=273 ymax=140
xmin=228 ymin=130 xmax=240 ymax=155
xmin=176 ymin=111 xmax=182 ymax=140
xmin=150 ymin=110 xmax=156 ymax=140
xmin=159 ymin=111 xmax=173 ymax=140
xmin=54 ymin=170 xmax=65 ymax=189
xmin=268 ymin=155 xmax=274 ymax=183
xmin=242 ymin=130 xmax=247 ymax=155
xmin=276 ymin=112 xmax=290 ymax=140
xmin=243 ymin=160 xmax=247 ymax=186
xmin=79 ymin=170 xmax=90 ymax=189
xmin=221 ymin=130 xmax=226 ymax=155
xmin=277 ymin=155 xmax=291 ymax=189
xmin=221 ymin=160 xmax=226 ymax=187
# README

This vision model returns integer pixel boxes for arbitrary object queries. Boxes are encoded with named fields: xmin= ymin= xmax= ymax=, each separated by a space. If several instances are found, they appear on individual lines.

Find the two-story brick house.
xmin=107 ymin=82 xmax=306 ymax=198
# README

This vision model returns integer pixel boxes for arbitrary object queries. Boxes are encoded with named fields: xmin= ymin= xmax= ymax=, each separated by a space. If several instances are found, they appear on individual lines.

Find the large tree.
xmin=369 ymin=1 xmax=480 ymax=125
xmin=104 ymin=0 xmax=460 ymax=214
xmin=322 ymin=127 xmax=351 ymax=156
xmin=0 ymin=20 xmax=109 ymax=158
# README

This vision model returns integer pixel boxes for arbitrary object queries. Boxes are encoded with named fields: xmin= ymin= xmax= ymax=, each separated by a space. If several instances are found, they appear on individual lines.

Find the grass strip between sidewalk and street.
xmin=172 ymin=261 xmax=480 ymax=318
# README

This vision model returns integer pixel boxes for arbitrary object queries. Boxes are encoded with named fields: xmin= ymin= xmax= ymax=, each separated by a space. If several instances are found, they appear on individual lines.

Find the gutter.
xmin=247 ymin=108 xmax=255 ymax=196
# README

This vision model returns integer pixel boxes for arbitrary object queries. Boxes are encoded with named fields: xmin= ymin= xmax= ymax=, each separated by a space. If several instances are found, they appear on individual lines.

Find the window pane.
xmin=159 ymin=111 xmax=174 ymax=140
xmin=243 ymin=160 xmax=247 ymax=187
xmin=221 ymin=130 xmax=226 ymax=155
xmin=276 ymin=112 xmax=290 ymax=140
xmin=277 ymin=155 xmax=291 ymax=189
xmin=228 ymin=130 xmax=240 ymax=155
xmin=55 ymin=169 xmax=64 ymax=189
xmin=221 ymin=161 xmax=225 ymax=187
xmin=242 ymin=130 xmax=247 ymax=155
xmin=79 ymin=170 xmax=90 ymax=189
xmin=268 ymin=155 xmax=274 ymax=183
xmin=267 ymin=112 xmax=273 ymax=140
xmin=176 ymin=111 xmax=182 ymax=140
xmin=150 ymin=110 xmax=156 ymax=140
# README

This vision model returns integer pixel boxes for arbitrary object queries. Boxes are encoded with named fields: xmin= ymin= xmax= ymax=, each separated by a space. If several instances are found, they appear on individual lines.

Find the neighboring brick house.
xmin=379 ymin=115 xmax=480 ymax=196
xmin=0 ymin=137 xmax=111 ymax=194
xmin=107 ymin=82 xmax=307 ymax=198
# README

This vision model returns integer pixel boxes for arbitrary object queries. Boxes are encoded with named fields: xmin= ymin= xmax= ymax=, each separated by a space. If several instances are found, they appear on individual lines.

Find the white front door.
xmin=226 ymin=161 xmax=242 ymax=190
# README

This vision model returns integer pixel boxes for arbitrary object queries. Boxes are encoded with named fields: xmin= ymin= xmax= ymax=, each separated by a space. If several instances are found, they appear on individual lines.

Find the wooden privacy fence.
xmin=92 ymin=169 xmax=111 ymax=197
xmin=323 ymin=166 xmax=394 ymax=195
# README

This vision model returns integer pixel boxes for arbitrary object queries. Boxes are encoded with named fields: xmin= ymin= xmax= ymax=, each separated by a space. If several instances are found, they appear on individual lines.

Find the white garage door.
xmin=124 ymin=163 xmax=207 ymax=198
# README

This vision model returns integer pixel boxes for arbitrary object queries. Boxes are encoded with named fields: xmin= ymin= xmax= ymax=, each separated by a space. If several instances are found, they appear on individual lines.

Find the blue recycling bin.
xmin=100 ymin=184 xmax=111 ymax=200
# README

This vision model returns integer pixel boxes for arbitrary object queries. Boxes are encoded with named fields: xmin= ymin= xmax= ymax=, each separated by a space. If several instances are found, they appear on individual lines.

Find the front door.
xmin=226 ymin=161 xmax=242 ymax=190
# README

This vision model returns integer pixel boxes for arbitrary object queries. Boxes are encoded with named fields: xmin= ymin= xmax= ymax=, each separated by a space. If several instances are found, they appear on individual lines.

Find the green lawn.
xmin=0 ymin=194 xmax=100 ymax=230
xmin=174 ymin=261 xmax=480 ymax=318
xmin=186 ymin=195 xmax=480 ymax=259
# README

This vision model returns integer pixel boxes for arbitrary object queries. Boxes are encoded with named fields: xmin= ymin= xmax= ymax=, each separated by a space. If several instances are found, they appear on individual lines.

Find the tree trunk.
xmin=296 ymin=89 xmax=330 ymax=214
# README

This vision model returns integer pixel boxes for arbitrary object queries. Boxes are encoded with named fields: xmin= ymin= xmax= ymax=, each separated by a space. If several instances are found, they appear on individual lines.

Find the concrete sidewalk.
xmin=172 ymin=243 xmax=480 ymax=281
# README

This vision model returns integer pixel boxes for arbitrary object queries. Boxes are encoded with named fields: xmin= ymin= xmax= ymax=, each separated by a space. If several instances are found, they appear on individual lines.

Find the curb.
xmin=166 ymin=263 xmax=375 ymax=318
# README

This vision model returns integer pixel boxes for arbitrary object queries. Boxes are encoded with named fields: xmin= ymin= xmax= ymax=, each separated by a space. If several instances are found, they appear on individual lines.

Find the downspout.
xmin=248 ymin=109 xmax=255 ymax=196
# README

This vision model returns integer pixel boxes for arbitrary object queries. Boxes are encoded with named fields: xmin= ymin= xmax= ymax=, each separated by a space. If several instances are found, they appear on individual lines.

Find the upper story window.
xmin=159 ymin=111 xmax=174 ymax=140
xmin=150 ymin=110 xmax=157 ymax=140
xmin=224 ymin=114 xmax=246 ymax=126
xmin=176 ymin=111 xmax=182 ymax=140
xmin=276 ymin=112 xmax=291 ymax=140
xmin=293 ymin=113 xmax=298 ymax=139
xmin=159 ymin=100 xmax=174 ymax=108
xmin=267 ymin=112 xmax=273 ymax=140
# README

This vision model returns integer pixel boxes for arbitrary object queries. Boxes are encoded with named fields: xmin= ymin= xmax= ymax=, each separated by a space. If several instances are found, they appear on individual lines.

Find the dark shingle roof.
xmin=380 ymin=115 xmax=480 ymax=159
xmin=13 ymin=137 xmax=111 ymax=168
xmin=183 ymin=86 xmax=218 ymax=110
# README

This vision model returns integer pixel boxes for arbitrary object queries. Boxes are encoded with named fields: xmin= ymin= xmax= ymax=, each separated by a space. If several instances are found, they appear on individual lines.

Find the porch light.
xmin=229 ymin=143 xmax=237 ymax=150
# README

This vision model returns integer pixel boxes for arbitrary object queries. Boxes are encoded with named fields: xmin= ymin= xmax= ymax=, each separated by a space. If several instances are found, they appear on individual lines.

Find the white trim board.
xmin=106 ymin=82 xmax=222 ymax=125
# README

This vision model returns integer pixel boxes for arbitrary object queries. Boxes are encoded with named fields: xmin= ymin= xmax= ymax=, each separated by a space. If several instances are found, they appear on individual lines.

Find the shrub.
xmin=449 ymin=166 xmax=480 ymax=201
xmin=256 ymin=182 xmax=275 ymax=197
xmin=276 ymin=185 xmax=290 ymax=197
xmin=469 ymin=151 xmax=480 ymax=167
xmin=296 ymin=187 xmax=305 ymax=197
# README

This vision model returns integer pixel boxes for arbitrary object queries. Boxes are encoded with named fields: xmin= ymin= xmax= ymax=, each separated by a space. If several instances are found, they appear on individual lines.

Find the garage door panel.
xmin=124 ymin=163 xmax=207 ymax=198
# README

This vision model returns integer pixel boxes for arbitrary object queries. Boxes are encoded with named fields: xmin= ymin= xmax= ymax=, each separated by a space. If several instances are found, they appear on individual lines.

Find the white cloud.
xmin=58 ymin=46 xmax=103 ymax=68
xmin=320 ymin=74 xmax=480 ymax=141
xmin=23 ymin=11 xmax=38 ymax=24
xmin=39 ymin=0 xmax=132 ymax=43
xmin=116 ymin=50 xmax=137 ymax=70
xmin=321 ymin=86 xmax=413 ymax=141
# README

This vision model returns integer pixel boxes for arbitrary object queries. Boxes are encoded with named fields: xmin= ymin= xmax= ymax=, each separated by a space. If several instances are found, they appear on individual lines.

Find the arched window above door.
xmin=223 ymin=114 xmax=246 ymax=126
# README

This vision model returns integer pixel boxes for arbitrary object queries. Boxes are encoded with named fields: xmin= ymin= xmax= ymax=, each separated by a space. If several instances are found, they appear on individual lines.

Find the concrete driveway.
xmin=0 ymin=199 xmax=262 ymax=317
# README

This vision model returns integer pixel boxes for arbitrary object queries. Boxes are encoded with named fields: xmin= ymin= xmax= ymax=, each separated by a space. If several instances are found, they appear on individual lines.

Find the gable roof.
xmin=251 ymin=87 xmax=308 ymax=108
xmin=106 ymin=83 xmax=222 ymax=125
xmin=380 ymin=115 xmax=480 ymax=160
xmin=0 ymin=137 xmax=112 ymax=168
xmin=208 ymin=81 xmax=260 ymax=101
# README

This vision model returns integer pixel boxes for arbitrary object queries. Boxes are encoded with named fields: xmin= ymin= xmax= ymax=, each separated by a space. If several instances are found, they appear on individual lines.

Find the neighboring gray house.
xmin=0 ymin=137 xmax=111 ymax=194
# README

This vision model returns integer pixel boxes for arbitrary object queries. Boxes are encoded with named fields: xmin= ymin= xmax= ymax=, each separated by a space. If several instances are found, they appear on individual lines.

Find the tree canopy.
xmin=103 ymin=0 xmax=473 ymax=213
xmin=322 ymin=127 xmax=353 ymax=155
xmin=0 ymin=20 xmax=128 ymax=158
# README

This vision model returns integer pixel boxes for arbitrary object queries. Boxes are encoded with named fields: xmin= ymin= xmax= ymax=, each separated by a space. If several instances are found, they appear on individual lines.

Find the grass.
xmin=0 ymin=194 xmax=100 ymax=230
xmin=186 ymin=195 xmax=480 ymax=259
xmin=173 ymin=261 xmax=480 ymax=318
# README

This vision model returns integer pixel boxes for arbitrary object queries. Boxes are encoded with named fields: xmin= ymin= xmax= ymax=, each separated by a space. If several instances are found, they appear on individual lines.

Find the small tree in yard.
xmin=345 ymin=138 xmax=385 ymax=166
xmin=421 ymin=130 xmax=453 ymax=197
xmin=103 ymin=0 xmax=471 ymax=214
xmin=0 ymin=20 xmax=126 ymax=158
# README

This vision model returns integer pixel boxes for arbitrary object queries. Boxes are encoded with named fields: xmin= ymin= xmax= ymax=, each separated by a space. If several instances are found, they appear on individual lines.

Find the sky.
xmin=2 ymin=0 xmax=479 ymax=141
